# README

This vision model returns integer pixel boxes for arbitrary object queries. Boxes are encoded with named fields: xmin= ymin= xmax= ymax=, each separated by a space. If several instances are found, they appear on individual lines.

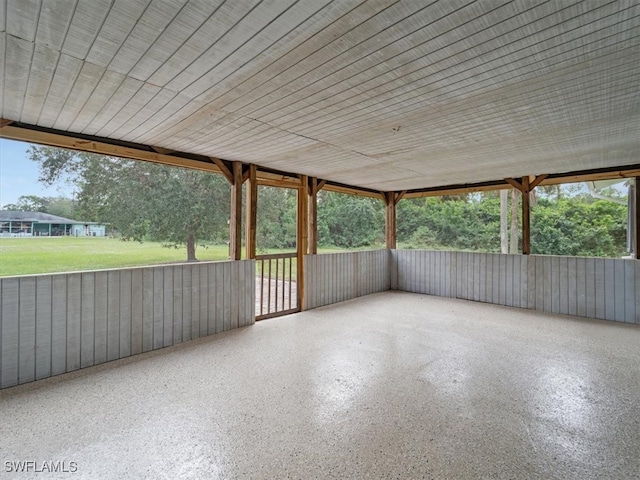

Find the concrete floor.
xmin=1 ymin=291 xmax=639 ymax=479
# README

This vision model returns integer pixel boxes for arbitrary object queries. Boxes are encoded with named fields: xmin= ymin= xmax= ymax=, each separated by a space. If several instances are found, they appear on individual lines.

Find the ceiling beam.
xmin=3 ymin=120 xmax=639 ymax=200
xmin=1 ymin=121 xmax=223 ymax=174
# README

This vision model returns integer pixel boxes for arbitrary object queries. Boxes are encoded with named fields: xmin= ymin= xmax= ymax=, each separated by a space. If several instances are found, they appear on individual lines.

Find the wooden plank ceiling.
xmin=1 ymin=0 xmax=639 ymax=191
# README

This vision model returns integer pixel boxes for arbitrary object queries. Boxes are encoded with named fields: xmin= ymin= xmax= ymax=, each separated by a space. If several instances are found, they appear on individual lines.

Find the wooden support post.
xmin=385 ymin=192 xmax=397 ymax=249
xmin=298 ymin=175 xmax=309 ymax=310
xmin=229 ymin=161 xmax=243 ymax=261
xmin=521 ymin=176 xmax=531 ymax=255
xmin=245 ymin=164 xmax=257 ymax=260
xmin=308 ymin=177 xmax=319 ymax=255
xmin=635 ymin=177 xmax=640 ymax=259
xmin=505 ymin=175 xmax=547 ymax=255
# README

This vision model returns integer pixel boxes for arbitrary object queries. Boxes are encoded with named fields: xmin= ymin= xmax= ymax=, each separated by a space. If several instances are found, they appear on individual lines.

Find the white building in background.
xmin=0 ymin=211 xmax=106 ymax=237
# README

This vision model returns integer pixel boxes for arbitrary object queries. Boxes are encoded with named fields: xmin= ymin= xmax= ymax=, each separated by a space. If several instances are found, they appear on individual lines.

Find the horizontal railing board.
xmin=0 ymin=260 xmax=255 ymax=389
xmin=304 ymin=250 xmax=390 ymax=310
xmin=391 ymin=250 xmax=639 ymax=325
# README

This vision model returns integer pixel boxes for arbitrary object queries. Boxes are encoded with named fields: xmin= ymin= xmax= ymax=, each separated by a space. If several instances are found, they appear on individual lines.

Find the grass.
xmin=0 ymin=237 xmax=387 ymax=277
xmin=0 ymin=237 xmax=230 ymax=277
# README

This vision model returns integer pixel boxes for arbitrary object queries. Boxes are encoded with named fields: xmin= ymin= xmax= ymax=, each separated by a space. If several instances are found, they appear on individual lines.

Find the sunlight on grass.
xmin=0 ymin=237 xmax=231 ymax=276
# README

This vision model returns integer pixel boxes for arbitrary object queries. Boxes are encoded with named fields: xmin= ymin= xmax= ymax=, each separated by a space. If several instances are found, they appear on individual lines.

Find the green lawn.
xmin=0 ymin=237 xmax=231 ymax=277
xmin=0 ymin=237 xmax=385 ymax=277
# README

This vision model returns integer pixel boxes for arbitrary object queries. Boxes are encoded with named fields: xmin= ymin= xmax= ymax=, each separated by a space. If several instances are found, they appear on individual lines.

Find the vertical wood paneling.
xmin=551 ymin=256 xmax=560 ymax=314
xmin=504 ymin=255 xmax=512 ymax=307
xmin=387 ymin=251 xmax=638 ymax=324
xmin=51 ymin=275 xmax=67 ymax=376
xmin=163 ymin=267 xmax=174 ymax=347
xmin=130 ymin=269 xmax=143 ymax=355
xmin=1 ymin=261 xmax=254 ymax=389
xmin=567 ymin=257 xmax=577 ymax=316
xmin=613 ymin=260 xmax=625 ymax=323
xmin=107 ymin=271 xmax=120 ymax=361
xmin=173 ymin=266 xmax=184 ymax=341
xmin=535 ymin=256 xmax=544 ymax=311
xmin=191 ymin=265 xmax=201 ymax=338
xmin=517 ymin=256 xmax=526 ymax=309
xmin=558 ymin=256 xmax=568 ymax=315
xmin=94 ymin=272 xmax=108 ymax=364
xmin=592 ymin=258 xmax=604 ymax=319
xmin=18 ymin=277 xmax=36 ymax=383
xmin=512 ymin=255 xmax=520 ymax=307
xmin=248 ymin=260 xmax=255 ymax=325
xmin=604 ymin=259 xmax=616 ymax=321
xmin=199 ymin=264 xmax=208 ymax=334
xmin=1 ymin=278 xmax=20 ymax=387
xmin=479 ymin=254 xmax=488 ymax=303
xmin=576 ymin=258 xmax=587 ymax=317
xmin=80 ymin=273 xmax=95 ymax=368
xmin=230 ymin=262 xmax=239 ymax=330
xmin=455 ymin=252 xmax=462 ymax=299
xmin=66 ymin=273 xmax=82 ymax=372
xmin=543 ymin=256 xmax=552 ymax=313
xmin=303 ymin=251 xmax=390 ymax=309
xmin=119 ymin=269 xmax=132 ymax=358
xmin=490 ymin=254 xmax=497 ymax=303
xmin=223 ymin=262 xmax=231 ymax=332
xmin=151 ymin=267 xmax=164 ymax=350
xmin=207 ymin=264 xmax=217 ymax=334
xmin=624 ymin=261 xmax=636 ymax=324
xmin=142 ymin=269 xmax=154 ymax=351
xmin=35 ymin=276 xmax=52 ymax=380
xmin=390 ymin=250 xmax=397 ymax=290
xmin=459 ymin=252 xmax=467 ymax=299
xmin=527 ymin=256 xmax=536 ymax=309
xmin=181 ymin=265 xmax=192 ymax=341
xmin=215 ymin=264 xmax=224 ymax=333
xmin=584 ymin=258 xmax=604 ymax=318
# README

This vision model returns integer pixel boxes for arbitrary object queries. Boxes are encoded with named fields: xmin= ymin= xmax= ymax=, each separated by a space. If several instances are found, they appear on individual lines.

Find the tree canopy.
xmin=28 ymin=146 xmax=229 ymax=261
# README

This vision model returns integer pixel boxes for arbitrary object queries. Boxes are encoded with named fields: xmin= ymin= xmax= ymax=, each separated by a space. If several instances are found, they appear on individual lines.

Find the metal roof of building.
xmin=0 ymin=211 xmax=94 ymax=224
xmin=1 ymin=0 xmax=639 ymax=191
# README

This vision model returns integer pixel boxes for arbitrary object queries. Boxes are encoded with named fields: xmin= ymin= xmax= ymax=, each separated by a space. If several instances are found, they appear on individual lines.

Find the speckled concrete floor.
xmin=1 ymin=291 xmax=639 ymax=479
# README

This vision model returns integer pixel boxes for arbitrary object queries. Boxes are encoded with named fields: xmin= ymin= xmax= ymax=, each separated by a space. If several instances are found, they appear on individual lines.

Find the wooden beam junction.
xmin=211 ymin=157 xmax=234 ymax=184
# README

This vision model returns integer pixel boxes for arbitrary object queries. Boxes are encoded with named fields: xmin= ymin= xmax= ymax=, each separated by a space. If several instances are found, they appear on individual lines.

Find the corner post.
xmin=245 ymin=164 xmax=257 ymax=259
xmin=385 ymin=192 xmax=397 ymax=249
xmin=298 ymin=175 xmax=309 ymax=310
xmin=521 ymin=176 xmax=531 ymax=255
xmin=229 ymin=161 xmax=243 ymax=260
xmin=308 ymin=177 xmax=319 ymax=255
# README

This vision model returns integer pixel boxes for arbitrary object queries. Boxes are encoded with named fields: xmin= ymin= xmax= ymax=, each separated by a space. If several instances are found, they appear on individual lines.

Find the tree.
xmin=318 ymin=192 xmax=384 ymax=248
xmin=256 ymin=186 xmax=297 ymax=250
xmin=2 ymin=194 xmax=50 ymax=212
xmin=29 ymin=146 xmax=230 ymax=262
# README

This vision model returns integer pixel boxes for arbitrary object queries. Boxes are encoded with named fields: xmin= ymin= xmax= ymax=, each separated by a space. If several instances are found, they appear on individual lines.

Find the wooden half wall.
xmin=0 ymin=260 xmax=255 ymax=389
xmin=303 ymin=250 xmax=390 ymax=309
xmin=392 ymin=250 xmax=640 ymax=324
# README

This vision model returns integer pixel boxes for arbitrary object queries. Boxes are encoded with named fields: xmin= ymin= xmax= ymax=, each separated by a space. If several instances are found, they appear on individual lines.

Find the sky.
xmin=0 ymin=138 xmax=73 ymax=208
